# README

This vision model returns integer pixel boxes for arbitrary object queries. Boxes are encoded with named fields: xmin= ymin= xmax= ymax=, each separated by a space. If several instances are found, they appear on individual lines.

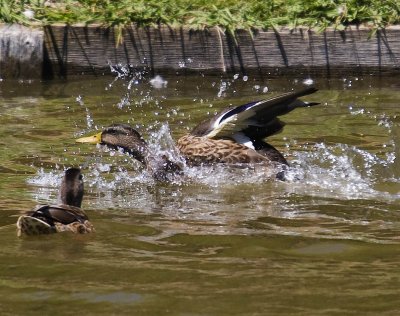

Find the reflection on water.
xmin=0 ymin=73 xmax=400 ymax=315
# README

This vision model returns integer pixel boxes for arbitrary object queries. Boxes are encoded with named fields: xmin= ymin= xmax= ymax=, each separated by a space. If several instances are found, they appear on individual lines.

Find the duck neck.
xmin=144 ymin=155 xmax=182 ymax=181
xmin=124 ymin=145 xmax=148 ymax=165
xmin=121 ymin=143 xmax=182 ymax=181
xmin=60 ymin=184 xmax=83 ymax=207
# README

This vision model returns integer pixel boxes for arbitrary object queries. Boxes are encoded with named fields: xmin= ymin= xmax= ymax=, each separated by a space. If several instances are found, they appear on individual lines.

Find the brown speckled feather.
xmin=177 ymin=135 xmax=273 ymax=165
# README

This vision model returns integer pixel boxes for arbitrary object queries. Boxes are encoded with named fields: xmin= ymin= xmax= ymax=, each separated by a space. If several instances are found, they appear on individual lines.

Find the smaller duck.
xmin=16 ymin=168 xmax=94 ymax=236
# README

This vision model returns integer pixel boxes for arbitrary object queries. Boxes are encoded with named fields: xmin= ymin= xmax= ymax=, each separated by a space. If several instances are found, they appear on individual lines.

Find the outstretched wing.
xmin=191 ymin=86 xmax=319 ymax=140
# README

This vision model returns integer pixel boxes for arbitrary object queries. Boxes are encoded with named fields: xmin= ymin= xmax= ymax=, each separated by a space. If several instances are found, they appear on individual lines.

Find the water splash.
xmin=149 ymin=75 xmax=168 ymax=89
xmin=27 ymin=168 xmax=63 ymax=187
xmin=217 ymin=80 xmax=228 ymax=98
xmin=31 ymin=133 xmax=397 ymax=203
xmin=303 ymin=78 xmax=314 ymax=85
xmin=285 ymin=143 xmax=395 ymax=200
xmin=27 ymin=168 xmax=63 ymax=203
xmin=183 ymin=163 xmax=281 ymax=187
xmin=147 ymin=124 xmax=178 ymax=154
xmin=76 ymin=95 xmax=94 ymax=129
xmin=107 ymin=64 xmax=153 ymax=109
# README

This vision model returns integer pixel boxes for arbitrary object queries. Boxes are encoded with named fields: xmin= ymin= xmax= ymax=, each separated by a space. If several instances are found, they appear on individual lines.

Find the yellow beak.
xmin=75 ymin=132 xmax=102 ymax=144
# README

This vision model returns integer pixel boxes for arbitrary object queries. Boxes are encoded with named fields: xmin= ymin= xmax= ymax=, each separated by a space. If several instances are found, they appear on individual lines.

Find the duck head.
xmin=76 ymin=124 xmax=182 ymax=181
xmin=76 ymin=124 xmax=148 ymax=164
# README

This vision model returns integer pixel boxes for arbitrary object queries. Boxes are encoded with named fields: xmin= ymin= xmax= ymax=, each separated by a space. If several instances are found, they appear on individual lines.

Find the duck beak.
xmin=76 ymin=132 xmax=102 ymax=144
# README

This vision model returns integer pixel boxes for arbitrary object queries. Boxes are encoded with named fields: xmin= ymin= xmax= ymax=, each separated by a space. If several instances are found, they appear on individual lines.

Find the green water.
xmin=0 ymin=74 xmax=399 ymax=315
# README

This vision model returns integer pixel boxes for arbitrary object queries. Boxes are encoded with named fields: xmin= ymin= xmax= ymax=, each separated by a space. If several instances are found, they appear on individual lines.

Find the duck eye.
xmin=107 ymin=129 xmax=119 ymax=135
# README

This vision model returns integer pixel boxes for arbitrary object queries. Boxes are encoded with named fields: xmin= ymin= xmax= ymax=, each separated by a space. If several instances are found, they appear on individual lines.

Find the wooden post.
xmin=0 ymin=24 xmax=43 ymax=79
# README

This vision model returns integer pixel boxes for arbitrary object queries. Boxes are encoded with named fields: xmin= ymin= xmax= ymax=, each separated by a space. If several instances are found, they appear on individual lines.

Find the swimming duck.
xmin=16 ymin=168 xmax=94 ymax=236
xmin=76 ymin=86 xmax=319 ymax=178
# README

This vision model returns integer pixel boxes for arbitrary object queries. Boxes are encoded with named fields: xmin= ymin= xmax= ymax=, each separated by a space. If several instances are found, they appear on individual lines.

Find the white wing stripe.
xmin=232 ymin=132 xmax=255 ymax=149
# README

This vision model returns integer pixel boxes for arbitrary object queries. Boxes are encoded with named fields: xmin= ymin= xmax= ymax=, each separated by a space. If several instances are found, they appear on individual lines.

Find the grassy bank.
xmin=1 ymin=0 xmax=399 ymax=33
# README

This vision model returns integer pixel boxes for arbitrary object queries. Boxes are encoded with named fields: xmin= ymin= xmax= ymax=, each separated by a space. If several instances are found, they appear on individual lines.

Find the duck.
xmin=16 ymin=168 xmax=94 ymax=236
xmin=76 ymin=86 xmax=319 ymax=179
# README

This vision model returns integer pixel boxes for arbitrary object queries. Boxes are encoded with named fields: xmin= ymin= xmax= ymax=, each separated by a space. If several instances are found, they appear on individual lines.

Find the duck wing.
xmin=27 ymin=204 xmax=89 ymax=226
xmin=191 ymin=86 xmax=319 ymax=140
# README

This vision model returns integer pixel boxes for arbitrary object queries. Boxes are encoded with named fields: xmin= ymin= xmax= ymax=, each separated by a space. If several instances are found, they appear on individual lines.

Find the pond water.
xmin=0 ymin=71 xmax=399 ymax=315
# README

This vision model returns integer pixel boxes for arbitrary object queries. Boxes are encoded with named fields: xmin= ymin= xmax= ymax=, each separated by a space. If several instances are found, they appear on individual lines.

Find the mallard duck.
xmin=16 ymin=168 xmax=94 ymax=236
xmin=76 ymin=86 xmax=319 ymax=179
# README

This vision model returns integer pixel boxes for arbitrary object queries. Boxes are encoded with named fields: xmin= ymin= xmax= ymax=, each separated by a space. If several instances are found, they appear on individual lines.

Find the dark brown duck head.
xmin=76 ymin=124 xmax=182 ymax=181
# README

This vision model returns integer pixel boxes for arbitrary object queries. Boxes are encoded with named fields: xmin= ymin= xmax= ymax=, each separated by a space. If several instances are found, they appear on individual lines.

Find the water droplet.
xmin=303 ymin=78 xmax=314 ymax=85
xmin=149 ymin=75 xmax=168 ymax=89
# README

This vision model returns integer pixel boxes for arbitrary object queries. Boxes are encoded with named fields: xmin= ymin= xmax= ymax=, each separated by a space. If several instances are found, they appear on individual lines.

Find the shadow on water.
xmin=0 ymin=72 xmax=400 ymax=315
